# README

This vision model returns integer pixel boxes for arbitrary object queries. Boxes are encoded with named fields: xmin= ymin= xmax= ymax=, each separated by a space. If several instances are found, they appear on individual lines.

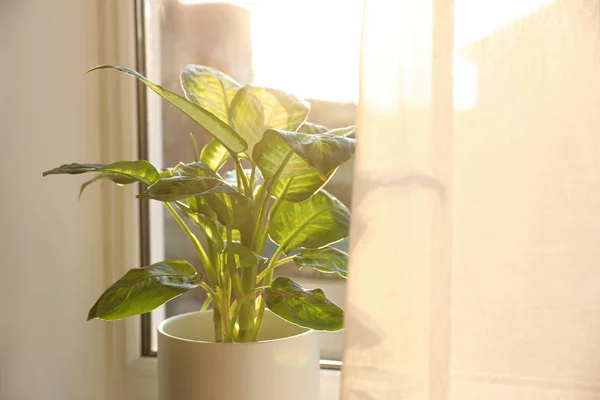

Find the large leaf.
xmin=253 ymin=131 xmax=318 ymax=180
xmin=268 ymin=126 xmax=356 ymax=201
xmin=200 ymin=139 xmax=230 ymax=172
xmin=43 ymin=161 xmax=161 ymax=198
xmin=88 ymin=65 xmax=247 ymax=153
xmin=269 ymin=129 xmax=356 ymax=178
xmin=153 ymin=170 xmax=253 ymax=233
xmin=88 ymin=261 xmax=202 ymax=321
xmin=229 ymin=86 xmax=310 ymax=157
xmin=269 ymin=190 xmax=350 ymax=254
xmin=137 ymin=176 xmax=233 ymax=202
xmin=294 ymin=247 xmax=348 ymax=278
xmin=262 ymin=277 xmax=343 ymax=331
xmin=180 ymin=65 xmax=240 ymax=124
xmin=272 ymin=171 xmax=332 ymax=202
xmin=221 ymin=242 xmax=267 ymax=270
xmin=327 ymin=126 xmax=357 ymax=138
xmin=204 ymin=191 xmax=253 ymax=232
xmin=222 ymin=168 xmax=263 ymax=187
xmin=173 ymin=161 xmax=220 ymax=179
xmin=253 ymin=129 xmax=355 ymax=182
xmin=175 ymin=201 xmax=224 ymax=249
xmin=299 ymin=122 xmax=329 ymax=134
xmin=145 ymin=173 xmax=252 ymax=233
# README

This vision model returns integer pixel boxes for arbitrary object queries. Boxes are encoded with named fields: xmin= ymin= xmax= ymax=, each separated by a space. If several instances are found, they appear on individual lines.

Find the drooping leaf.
xmin=137 ymin=176 xmax=233 ymax=202
xmin=154 ymin=172 xmax=253 ymax=234
xmin=222 ymin=168 xmax=263 ymax=187
xmin=78 ymin=173 xmax=137 ymax=198
xmin=187 ymin=196 xmax=217 ymax=219
xmin=88 ymin=260 xmax=202 ymax=321
xmin=269 ymin=129 xmax=356 ymax=178
xmin=229 ymin=86 xmax=310 ymax=157
xmin=299 ymin=122 xmax=329 ymax=134
xmin=200 ymin=139 xmax=230 ymax=172
xmin=88 ymin=65 xmax=247 ymax=153
xmin=180 ymin=64 xmax=240 ymax=124
xmin=262 ymin=277 xmax=343 ymax=331
xmin=43 ymin=163 xmax=105 ymax=175
xmin=43 ymin=160 xmax=161 ymax=188
xmin=221 ymin=242 xmax=267 ymax=270
xmin=253 ymin=129 xmax=355 ymax=182
xmin=294 ymin=247 xmax=348 ymax=278
xmin=174 ymin=201 xmax=224 ymax=249
xmin=173 ymin=161 xmax=220 ymax=179
xmin=269 ymin=190 xmax=350 ymax=254
xmin=204 ymin=190 xmax=253 ymax=233
xmin=253 ymin=131 xmax=318 ymax=180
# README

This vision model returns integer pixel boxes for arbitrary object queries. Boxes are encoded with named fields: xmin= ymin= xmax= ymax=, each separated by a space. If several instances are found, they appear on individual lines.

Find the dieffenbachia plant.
xmin=43 ymin=65 xmax=355 ymax=343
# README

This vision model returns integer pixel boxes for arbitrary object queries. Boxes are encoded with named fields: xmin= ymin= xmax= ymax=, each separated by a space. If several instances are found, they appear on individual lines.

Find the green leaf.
xmin=294 ymin=247 xmax=348 ymax=278
xmin=157 ymin=170 xmax=252 ymax=233
xmin=43 ymin=163 xmax=105 ymax=175
xmin=43 ymin=160 xmax=160 ymax=187
xmin=204 ymin=190 xmax=253 ymax=232
xmin=253 ymin=131 xmax=318 ymax=180
xmin=262 ymin=277 xmax=343 ymax=331
xmin=174 ymin=161 xmax=220 ymax=179
xmin=272 ymin=171 xmax=332 ymax=202
xmin=88 ymin=260 xmax=202 ymax=321
xmin=299 ymin=122 xmax=329 ymax=134
xmin=221 ymin=242 xmax=267 ymax=270
xmin=180 ymin=65 xmax=240 ymax=124
xmin=253 ymin=129 xmax=355 ymax=182
xmin=229 ymin=86 xmax=310 ymax=157
xmin=200 ymin=139 xmax=230 ymax=172
xmin=222 ymin=168 xmax=263 ymax=187
xmin=174 ymin=201 xmax=224 ymax=249
xmin=138 ymin=176 xmax=233 ymax=202
xmin=270 ymin=129 xmax=356 ymax=178
xmin=78 ymin=173 xmax=137 ymax=198
xmin=269 ymin=190 xmax=350 ymax=254
xmin=88 ymin=65 xmax=247 ymax=153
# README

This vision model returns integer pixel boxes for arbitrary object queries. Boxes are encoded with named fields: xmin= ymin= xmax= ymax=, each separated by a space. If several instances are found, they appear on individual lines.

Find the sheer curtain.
xmin=343 ymin=0 xmax=600 ymax=399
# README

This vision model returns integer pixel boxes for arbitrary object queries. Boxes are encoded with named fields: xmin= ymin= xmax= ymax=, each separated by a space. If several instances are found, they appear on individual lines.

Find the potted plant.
xmin=43 ymin=64 xmax=356 ymax=400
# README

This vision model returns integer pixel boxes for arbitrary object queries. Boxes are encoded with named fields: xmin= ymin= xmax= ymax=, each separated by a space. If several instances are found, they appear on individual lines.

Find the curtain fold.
xmin=344 ymin=0 xmax=600 ymax=399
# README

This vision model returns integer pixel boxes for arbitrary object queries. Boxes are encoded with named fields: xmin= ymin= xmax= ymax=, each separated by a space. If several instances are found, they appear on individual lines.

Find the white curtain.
xmin=343 ymin=0 xmax=600 ymax=399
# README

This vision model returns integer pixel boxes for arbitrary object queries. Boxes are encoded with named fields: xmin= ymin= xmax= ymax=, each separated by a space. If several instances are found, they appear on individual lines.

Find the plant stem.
xmin=215 ymin=285 xmax=232 ymax=342
xmin=200 ymin=295 xmax=212 ymax=311
xmin=256 ymin=256 xmax=294 ymax=283
xmin=164 ymin=203 xmax=215 ymax=282
xmin=250 ymin=245 xmax=285 ymax=341
xmin=226 ymin=227 xmax=245 ymax=299
xmin=231 ymin=153 xmax=250 ymax=197
xmin=257 ymin=178 xmax=293 ymax=253
xmin=201 ymin=282 xmax=223 ymax=342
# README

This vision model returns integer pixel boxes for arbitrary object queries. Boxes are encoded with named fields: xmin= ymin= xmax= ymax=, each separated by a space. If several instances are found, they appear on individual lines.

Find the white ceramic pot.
xmin=157 ymin=309 xmax=320 ymax=400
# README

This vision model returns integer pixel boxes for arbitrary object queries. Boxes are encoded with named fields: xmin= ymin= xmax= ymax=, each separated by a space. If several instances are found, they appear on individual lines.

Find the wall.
xmin=0 ymin=1 xmax=114 ymax=399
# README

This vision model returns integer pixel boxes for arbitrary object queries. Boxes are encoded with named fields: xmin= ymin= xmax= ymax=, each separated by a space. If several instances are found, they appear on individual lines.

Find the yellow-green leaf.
xmin=262 ymin=277 xmax=343 ymax=331
xmin=88 ymin=65 xmax=247 ymax=153
xmin=180 ymin=64 xmax=241 ymax=124
xmin=229 ymin=86 xmax=310 ymax=157
xmin=269 ymin=190 xmax=350 ymax=254
xmin=88 ymin=261 xmax=202 ymax=321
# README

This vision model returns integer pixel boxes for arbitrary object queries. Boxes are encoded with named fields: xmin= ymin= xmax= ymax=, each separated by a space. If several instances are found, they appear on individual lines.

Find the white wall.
xmin=0 ymin=1 xmax=116 ymax=399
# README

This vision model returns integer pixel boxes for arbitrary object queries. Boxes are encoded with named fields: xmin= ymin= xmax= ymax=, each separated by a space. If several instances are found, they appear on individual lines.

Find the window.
xmin=138 ymin=0 xmax=362 ymax=364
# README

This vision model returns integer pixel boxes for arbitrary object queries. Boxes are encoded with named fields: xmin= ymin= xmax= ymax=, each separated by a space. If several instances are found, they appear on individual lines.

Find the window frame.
xmin=134 ymin=0 xmax=346 ymax=370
